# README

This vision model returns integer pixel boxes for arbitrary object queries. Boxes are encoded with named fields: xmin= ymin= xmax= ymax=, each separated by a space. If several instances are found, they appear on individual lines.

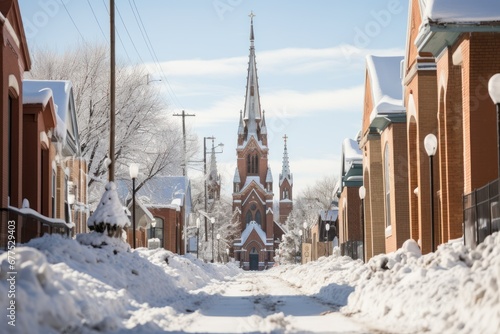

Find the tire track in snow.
xmin=178 ymin=272 xmax=373 ymax=333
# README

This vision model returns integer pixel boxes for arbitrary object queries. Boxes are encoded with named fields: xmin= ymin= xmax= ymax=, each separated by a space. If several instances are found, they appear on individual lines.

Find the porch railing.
xmin=0 ymin=206 xmax=74 ymax=249
xmin=463 ymin=178 xmax=500 ymax=249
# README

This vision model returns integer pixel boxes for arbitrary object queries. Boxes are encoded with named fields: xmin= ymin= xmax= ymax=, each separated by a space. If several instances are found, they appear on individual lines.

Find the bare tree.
xmin=28 ymin=44 xmax=194 ymax=206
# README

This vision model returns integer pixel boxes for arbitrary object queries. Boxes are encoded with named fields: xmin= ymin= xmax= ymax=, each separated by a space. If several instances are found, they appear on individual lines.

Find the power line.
xmin=86 ymin=0 xmax=107 ymax=42
xmin=129 ymin=0 xmax=185 ymax=110
xmin=60 ymin=0 xmax=85 ymax=41
xmin=115 ymin=2 xmax=146 ymax=65
xmin=102 ymin=0 xmax=132 ymax=62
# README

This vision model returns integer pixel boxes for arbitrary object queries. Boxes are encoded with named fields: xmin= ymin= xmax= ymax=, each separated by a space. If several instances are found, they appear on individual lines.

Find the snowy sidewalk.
xmin=178 ymin=272 xmax=371 ymax=334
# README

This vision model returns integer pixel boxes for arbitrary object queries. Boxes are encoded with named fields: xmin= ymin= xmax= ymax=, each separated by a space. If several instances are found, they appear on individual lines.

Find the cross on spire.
xmin=283 ymin=134 xmax=288 ymax=146
xmin=249 ymin=11 xmax=256 ymax=20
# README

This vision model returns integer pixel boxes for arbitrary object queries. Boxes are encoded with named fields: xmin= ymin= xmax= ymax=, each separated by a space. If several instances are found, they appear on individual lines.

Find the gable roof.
xmin=0 ymin=0 xmax=31 ymax=71
xmin=23 ymin=80 xmax=81 ymax=156
xmin=417 ymin=0 xmax=500 ymax=55
xmin=234 ymin=221 xmax=273 ymax=246
xmin=366 ymin=55 xmax=405 ymax=123
xmin=421 ymin=0 xmax=500 ymax=24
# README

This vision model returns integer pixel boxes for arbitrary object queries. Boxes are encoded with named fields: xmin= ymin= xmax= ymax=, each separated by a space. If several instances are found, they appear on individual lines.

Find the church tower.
xmin=232 ymin=12 xmax=276 ymax=270
xmin=279 ymin=135 xmax=293 ymax=224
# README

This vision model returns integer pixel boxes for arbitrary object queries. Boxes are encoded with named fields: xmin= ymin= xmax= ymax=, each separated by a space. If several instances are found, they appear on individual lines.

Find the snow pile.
xmin=269 ymin=250 xmax=365 ymax=306
xmin=0 ymin=233 xmax=240 ymax=334
xmin=87 ymin=182 xmax=130 ymax=236
xmin=344 ymin=235 xmax=500 ymax=333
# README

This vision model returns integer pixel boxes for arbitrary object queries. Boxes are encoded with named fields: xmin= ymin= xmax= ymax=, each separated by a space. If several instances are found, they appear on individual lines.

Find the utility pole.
xmin=173 ymin=110 xmax=195 ymax=176
xmin=109 ymin=0 xmax=115 ymax=182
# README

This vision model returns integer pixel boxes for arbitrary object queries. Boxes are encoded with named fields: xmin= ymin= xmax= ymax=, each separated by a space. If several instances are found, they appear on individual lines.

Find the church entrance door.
xmin=249 ymin=254 xmax=259 ymax=271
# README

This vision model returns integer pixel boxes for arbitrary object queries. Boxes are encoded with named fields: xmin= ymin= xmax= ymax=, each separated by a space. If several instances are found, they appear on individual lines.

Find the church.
xmin=232 ymin=13 xmax=293 ymax=270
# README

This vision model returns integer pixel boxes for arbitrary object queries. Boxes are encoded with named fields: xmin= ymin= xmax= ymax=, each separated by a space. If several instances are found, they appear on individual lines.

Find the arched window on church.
xmin=255 ymin=210 xmax=262 ymax=225
xmin=245 ymin=211 xmax=252 ymax=225
xmin=247 ymin=154 xmax=259 ymax=175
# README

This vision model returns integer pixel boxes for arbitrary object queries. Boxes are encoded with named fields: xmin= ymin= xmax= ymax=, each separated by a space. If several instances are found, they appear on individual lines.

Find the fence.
xmin=0 ymin=206 xmax=73 ymax=249
xmin=341 ymin=240 xmax=364 ymax=261
xmin=463 ymin=178 xmax=500 ymax=249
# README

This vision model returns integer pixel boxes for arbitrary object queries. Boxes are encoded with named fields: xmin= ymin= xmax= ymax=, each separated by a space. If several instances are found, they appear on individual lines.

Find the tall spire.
xmin=280 ymin=134 xmax=292 ymax=185
xmin=243 ymin=11 xmax=262 ymax=136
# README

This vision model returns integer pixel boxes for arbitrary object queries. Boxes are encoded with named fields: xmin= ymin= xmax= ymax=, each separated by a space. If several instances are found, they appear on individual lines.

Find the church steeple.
xmin=242 ymin=11 xmax=262 ymax=140
xmin=279 ymin=134 xmax=293 ymax=224
xmin=208 ymin=139 xmax=221 ymax=201
xmin=279 ymin=135 xmax=292 ymax=185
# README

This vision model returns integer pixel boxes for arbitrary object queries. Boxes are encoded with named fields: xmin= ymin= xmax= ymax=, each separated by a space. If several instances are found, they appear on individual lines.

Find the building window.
xmin=255 ymin=210 xmax=262 ymax=225
xmin=152 ymin=217 xmax=164 ymax=248
xmin=245 ymin=211 xmax=252 ymax=224
xmin=247 ymin=154 xmax=259 ymax=174
xmin=384 ymin=143 xmax=392 ymax=229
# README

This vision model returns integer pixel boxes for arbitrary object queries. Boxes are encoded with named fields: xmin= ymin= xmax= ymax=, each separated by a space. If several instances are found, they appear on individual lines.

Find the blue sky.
xmin=19 ymin=0 xmax=409 ymax=196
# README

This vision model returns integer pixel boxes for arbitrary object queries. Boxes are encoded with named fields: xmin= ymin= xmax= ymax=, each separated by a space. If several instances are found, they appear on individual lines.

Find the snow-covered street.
xmin=1 ymin=231 xmax=499 ymax=333
xmin=178 ymin=273 xmax=368 ymax=334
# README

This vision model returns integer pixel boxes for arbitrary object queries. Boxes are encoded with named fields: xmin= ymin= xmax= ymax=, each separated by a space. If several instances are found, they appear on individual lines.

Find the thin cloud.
xmin=146 ymin=45 xmax=404 ymax=78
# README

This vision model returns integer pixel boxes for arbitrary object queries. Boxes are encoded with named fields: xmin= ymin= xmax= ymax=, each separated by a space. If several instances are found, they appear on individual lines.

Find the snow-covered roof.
xmin=233 ymin=167 xmax=241 ymax=184
xmin=366 ymin=55 xmax=405 ymax=123
xmin=233 ymin=221 xmax=272 ymax=246
xmin=266 ymin=167 xmax=273 ymax=183
xmin=117 ymin=176 xmax=192 ymax=213
xmin=421 ymin=0 xmax=500 ymax=24
xmin=23 ymin=80 xmax=72 ymax=127
xmin=23 ymin=87 xmax=53 ymax=107
xmin=343 ymin=138 xmax=362 ymax=165
xmin=23 ymin=80 xmax=80 ymax=154
xmin=319 ymin=209 xmax=338 ymax=222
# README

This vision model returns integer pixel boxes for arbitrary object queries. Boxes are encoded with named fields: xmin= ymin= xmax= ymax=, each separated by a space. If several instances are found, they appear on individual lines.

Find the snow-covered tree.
xmin=27 ymin=44 xmax=196 ymax=207
xmin=276 ymin=174 xmax=338 ymax=263
xmin=87 ymin=182 xmax=130 ymax=238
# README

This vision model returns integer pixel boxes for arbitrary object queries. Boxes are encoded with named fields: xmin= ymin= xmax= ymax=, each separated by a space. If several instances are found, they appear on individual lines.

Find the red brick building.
xmin=360 ymin=55 xmax=410 ymax=260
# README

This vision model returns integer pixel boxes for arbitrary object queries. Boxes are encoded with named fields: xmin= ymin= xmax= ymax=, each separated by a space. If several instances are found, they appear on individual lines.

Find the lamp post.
xmin=325 ymin=223 xmax=330 ymax=256
xmin=226 ymin=248 xmax=229 ymax=263
xmin=424 ymin=133 xmax=437 ymax=252
xmin=129 ymin=163 xmax=139 ymax=248
xmin=196 ymin=217 xmax=200 ymax=259
xmin=488 ymin=73 xmax=500 ymax=178
xmin=299 ymin=230 xmax=303 ymax=264
xmin=216 ymin=233 xmax=221 ymax=263
xmin=359 ymin=185 xmax=366 ymax=262
xmin=203 ymin=137 xmax=223 ymax=241
xmin=210 ymin=217 xmax=215 ymax=263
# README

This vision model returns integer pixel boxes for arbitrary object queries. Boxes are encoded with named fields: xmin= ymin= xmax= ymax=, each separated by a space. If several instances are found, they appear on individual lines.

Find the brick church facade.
xmin=232 ymin=13 xmax=291 ymax=270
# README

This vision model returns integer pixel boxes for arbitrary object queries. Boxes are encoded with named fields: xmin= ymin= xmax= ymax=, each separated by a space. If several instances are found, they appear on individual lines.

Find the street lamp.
xmin=129 ymin=163 xmax=139 ymax=248
xmin=196 ymin=217 xmax=200 ymax=259
xmin=424 ymin=133 xmax=437 ymax=252
xmin=359 ymin=185 xmax=366 ymax=262
xmin=216 ymin=233 xmax=221 ymax=263
xmin=203 ymin=137 xmax=223 ymax=241
xmin=488 ymin=73 xmax=500 ymax=179
xmin=226 ymin=248 xmax=229 ymax=263
xmin=210 ymin=217 xmax=215 ymax=263
xmin=325 ymin=223 xmax=330 ymax=256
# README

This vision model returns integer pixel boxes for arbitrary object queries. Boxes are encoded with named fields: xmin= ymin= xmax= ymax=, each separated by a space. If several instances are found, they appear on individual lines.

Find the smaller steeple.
xmin=208 ymin=139 xmax=221 ymax=200
xmin=279 ymin=134 xmax=292 ymax=185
